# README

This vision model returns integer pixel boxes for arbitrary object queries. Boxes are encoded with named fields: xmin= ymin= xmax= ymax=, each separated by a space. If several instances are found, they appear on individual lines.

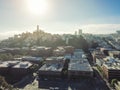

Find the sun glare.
xmin=26 ymin=0 xmax=49 ymax=15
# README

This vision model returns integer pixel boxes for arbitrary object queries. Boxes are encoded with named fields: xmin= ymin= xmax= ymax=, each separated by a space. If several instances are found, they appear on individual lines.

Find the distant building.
xmin=116 ymin=30 xmax=120 ymax=34
xmin=74 ymin=31 xmax=77 ymax=36
xmin=65 ymin=38 xmax=69 ymax=45
xmin=74 ymin=29 xmax=82 ymax=37
xmin=22 ymin=56 xmax=44 ymax=64
xmin=37 ymin=25 xmax=39 ymax=30
xmin=2 ymin=48 xmax=21 ymax=55
xmin=53 ymin=47 xmax=65 ymax=56
xmin=108 ymin=50 xmax=120 ymax=58
xmin=0 ymin=49 xmax=6 ymax=53
xmin=73 ymin=49 xmax=85 ymax=59
xmin=91 ymin=49 xmax=106 ymax=64
xmin=64 ymin=46 xmax=74 ymax=54
xmin=45 ymin=56 xmax=64 ymax=64
xmin=100 ymin=47 xmax=114 ymax=56
xmin=96 ymin=57 xmax=104 ymax=66
xmin=30 ymin=46 xmax=52 ymax=57
xmin=78 ymin=29 xmax=82 ymax=35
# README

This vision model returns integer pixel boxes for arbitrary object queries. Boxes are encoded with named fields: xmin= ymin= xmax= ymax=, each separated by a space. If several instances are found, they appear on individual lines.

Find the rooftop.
xmin=68 ymin=59 xmax=93 ymax=72
xmin=0 ymin=49 xmax=6 ymax=52
xmin=12 ymin=61 xmax=32 ymax=68
xmin=46 ymin=56 xmax=64 ymax=61
xmin=0 ymin=61 xmax=20 ymax=68
xmin=22 ymin=56 xmax=43 ymax=61
xmin=103 ymin=57 xmax=120 ymax=70
xmin=39 ymin=63 xmax=63 ymax=71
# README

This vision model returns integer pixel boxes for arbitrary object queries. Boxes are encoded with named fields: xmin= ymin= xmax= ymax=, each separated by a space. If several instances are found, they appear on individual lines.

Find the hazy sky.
xmin=0 ymin=0 xmax=120 ymax=40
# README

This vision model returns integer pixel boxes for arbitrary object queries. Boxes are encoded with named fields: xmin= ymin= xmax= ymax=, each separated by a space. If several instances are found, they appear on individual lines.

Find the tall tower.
xmin=78 ymin=29 xmax=82 ymax=35
xmin=37 ymin=25 xmax=39 ymax=31
xmin=66 ymin=38 xmax=69 ymax=45
xmin=74 ymin=31 xmax=77 ymax=36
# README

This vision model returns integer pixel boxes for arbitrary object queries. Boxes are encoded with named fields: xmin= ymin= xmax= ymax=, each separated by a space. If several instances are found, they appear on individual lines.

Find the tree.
xmin=0 ymin=76 xmax=13 ymax=90
xmin=68 ymin=35 xmax=89 ymax=51
xmin=91 ymin=40 xmax=99 ymax=48
xmin=0 ymin=53 xmax=13 ymax=61
xmin=111 ymin=79 xmax=118 ymax=87
xmin=53 ymin=38 xmax=66 ymax=47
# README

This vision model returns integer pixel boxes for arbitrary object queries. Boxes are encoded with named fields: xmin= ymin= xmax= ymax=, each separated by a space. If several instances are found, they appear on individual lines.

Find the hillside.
xmin=0 ymin=28 xmax=89 ymax=51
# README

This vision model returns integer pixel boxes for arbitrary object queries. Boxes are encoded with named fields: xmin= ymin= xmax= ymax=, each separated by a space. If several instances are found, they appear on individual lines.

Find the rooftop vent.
xmin=20 ymin=63 xmax=28 ymax=67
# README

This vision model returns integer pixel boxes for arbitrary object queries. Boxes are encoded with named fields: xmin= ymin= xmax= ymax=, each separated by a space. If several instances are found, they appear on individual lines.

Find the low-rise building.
xmin=102 ymin=57 xmax=120 ymax=81
xmin=64 ymin=46 xmax=74 ymax=54
xmin=45 ymin=56 xmax=64 ymax=64
xmin=2 ymin=48 xmax=21 ymax=55
xmin=108 ymin=50 xmax=120 ymax=58
xmin=92 ymin=49 xmax=106 ymax=64
xmin=38 ymin=57 xmax=65 ymax=80
xmin=38 ymin=57 xmax=65 ymax=88
xmin=68 ymin=59 xmax=93 ymax=79
xmin=0 ymin=61 xmax=33 ymax=80
xmin=73 ymin=49 xmax=84 ymax=59
xmin=30 ymin=46 xmax=52 ymax=57
xmin=0 ymin=49 xmax=6 ymax=53
xmin=0 ymin=61 xmax=19 ymax=75
xmin=22 ymin=56 xmax=44 ymax=64
xmin=96 ymin=57 xmax=104 ymax=66
xmin=38 ymin=62 xmax=64 ymax=79
xmin=10 ymin=61 xmax=33 ymax=79
xmin=53 ymin=47 xmax=65 ymax=56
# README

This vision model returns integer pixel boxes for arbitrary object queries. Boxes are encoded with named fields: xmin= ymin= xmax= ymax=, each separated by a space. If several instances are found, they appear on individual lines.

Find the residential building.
xmin=0 ymin=61 xmax=33 ymax=79
xmin=22 ymin=56 xmax=44 ymax=64
xmin=68 ymin=59 xmax=93 ymax=79
xmin=38 ymin=57 xmax=65 ymax=80
xmin=0 ymin=61 xmax=19 ymax=75
xmin=10 ymin=61 xmax=33 ymax=79
xmin=102 ymin=57 xmax=120 ymax=81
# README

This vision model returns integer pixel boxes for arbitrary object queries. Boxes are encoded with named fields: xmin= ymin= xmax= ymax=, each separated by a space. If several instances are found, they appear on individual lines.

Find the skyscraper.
xmin=78 ymin=29 xmax=82 ymax=35
xmin=74 ymin=31 xmax=77 ymax=36
xmin=37 ymin=25 xmax=39 ymax=31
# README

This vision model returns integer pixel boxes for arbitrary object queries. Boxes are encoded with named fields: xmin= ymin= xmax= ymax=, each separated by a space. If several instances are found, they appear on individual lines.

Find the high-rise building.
xmin=78 ymin=29 xmax=82 ymax=35
xmin=66 ymin=38 xmax=69 ymax=45
xmin=37 ymin=25 xmax=39 ymax=31
xmin=74 ymin=31 xmax=77 ymax=36
xmin=116 ymin=30 xmax=120 ymax=34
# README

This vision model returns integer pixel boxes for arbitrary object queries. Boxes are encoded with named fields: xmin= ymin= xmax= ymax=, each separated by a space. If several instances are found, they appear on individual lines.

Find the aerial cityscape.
xmin=0 ymin=0 xmax=120 ymax=90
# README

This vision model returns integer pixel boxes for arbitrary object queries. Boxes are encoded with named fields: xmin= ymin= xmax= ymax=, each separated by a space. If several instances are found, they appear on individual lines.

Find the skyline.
xmin=0 ymin=0 xmax=120 ymax=40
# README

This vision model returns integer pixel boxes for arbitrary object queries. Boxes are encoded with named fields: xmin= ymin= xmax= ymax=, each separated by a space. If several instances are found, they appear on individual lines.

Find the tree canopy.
xmin=0 ymin=30 xmax=89 ymax=51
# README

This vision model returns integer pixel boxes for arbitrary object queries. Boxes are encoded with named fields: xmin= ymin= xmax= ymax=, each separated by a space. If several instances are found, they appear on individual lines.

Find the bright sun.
xmin=26 ymin=0 xmax=49 ymax=15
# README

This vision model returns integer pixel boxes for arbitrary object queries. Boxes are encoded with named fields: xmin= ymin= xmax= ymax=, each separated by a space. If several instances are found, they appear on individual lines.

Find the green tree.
xmin=68 ymin=35 xmax=89 ymax=51
xmin=111 ymin=79 xmax=118 ymax=87
xmin=0 ymin=76 xmax=13 ymax=90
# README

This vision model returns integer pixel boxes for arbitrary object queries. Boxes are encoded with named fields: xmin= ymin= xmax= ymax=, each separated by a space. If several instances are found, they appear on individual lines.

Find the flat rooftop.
xmin=0 ymin=61 xmax=20 ymax=68
xmin=68 ymin=59 xmax=93 ymax=72
xmin=39 ymin=63 xmax=63 ymax=72
xmin=46 ymin=57 xmax=65 ymax=63
xmin=103 ymin=57 xmax=120 ymax=70
xmin=12 ymin=61 xmax=32 ymax=69
xmin=22 ymin=56 xmax=43 ymax=61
